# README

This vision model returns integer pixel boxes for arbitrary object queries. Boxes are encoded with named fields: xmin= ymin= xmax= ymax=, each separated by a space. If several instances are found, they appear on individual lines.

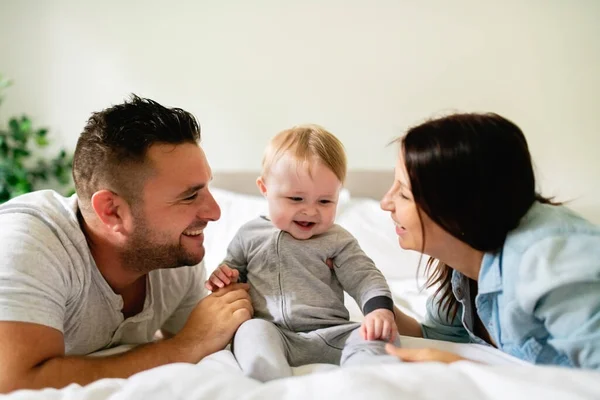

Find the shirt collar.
xmin=477 ymin=249 xmax=504 ymax=294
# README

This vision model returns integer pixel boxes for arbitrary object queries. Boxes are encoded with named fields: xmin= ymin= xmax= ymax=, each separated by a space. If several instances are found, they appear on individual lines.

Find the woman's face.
xmin=380 ymin=151 xmax=448 ymax=255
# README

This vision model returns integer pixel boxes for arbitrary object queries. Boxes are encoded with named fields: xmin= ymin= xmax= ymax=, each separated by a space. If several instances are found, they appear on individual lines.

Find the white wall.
xmin=1 ymin=0 xmax=599 ymax=222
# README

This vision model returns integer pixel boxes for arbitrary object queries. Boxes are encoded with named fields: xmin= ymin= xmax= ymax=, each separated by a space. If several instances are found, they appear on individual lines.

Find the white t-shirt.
xmin=0 ymin=190 xmax=207 ymax=355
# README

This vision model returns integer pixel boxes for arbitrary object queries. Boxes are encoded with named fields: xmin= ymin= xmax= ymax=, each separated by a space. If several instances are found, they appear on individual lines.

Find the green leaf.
xmin=29 ymin=167 xmax=48 ymax=181
xmin=19 ymin=116 xmax=32 ymax=134
xmin=36 ymin=128 xmax=48 ymax=137
xmin=0 ymin=188 xmax=10 ymax=204
xmin=0 ymin=135 xmax=7 ymax=157
xmin=0 ymin=77 xmax=73 ymax=200
xmin=35 ymin=135 xmax=49 ymax=146
xmin=12 ymin=148 xmax=30 ymax=160
xmin=53 ymin=164 xmax=64 ymax=179
xmin=8 ymin=118 xmax=20 ymax=134
xmin=12 ymin=180 xmax=32 ymax=197
xmin=6 ymin=173 xmax=19 ymax=186
xmin=9 ymin=118 xmax=27 ymax=142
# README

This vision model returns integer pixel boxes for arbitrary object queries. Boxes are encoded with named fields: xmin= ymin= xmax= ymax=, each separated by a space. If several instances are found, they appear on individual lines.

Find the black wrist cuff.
xmin=363 ymin=296 xmax=394 ymax=315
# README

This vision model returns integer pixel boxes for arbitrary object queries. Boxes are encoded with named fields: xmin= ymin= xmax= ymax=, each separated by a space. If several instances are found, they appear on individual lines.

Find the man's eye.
xmin=288 ymin=197 xmax=302 ymax=202
xmin=183 ymin=193 xmax=198 ymax=202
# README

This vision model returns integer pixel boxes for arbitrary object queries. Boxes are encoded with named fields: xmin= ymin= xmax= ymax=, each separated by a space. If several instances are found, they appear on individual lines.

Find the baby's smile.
xmin=294 ymin=220 xmax=316 ymax=230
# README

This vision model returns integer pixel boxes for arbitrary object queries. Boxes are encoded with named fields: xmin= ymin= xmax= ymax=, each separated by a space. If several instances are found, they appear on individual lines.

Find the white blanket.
xmin=8 ymin=346 xmax=600 ymax=400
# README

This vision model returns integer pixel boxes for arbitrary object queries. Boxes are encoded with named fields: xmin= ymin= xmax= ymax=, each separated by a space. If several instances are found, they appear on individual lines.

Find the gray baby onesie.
xmin=222 ymin=216 xmax=400 ymax=381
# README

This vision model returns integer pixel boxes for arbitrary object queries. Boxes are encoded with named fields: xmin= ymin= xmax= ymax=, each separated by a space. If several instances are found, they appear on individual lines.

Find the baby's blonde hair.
xmin=261 ymin=124 xmax=347 ymax=183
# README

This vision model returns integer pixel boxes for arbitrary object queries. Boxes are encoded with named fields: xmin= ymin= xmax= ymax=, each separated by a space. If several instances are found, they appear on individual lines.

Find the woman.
xmin=381 ymin=112 xmax=600 ymax=369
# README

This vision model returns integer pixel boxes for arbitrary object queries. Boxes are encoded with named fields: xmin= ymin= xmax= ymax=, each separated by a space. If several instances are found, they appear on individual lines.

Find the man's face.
xmin=122 ymin=142 xmax=221 ymax=273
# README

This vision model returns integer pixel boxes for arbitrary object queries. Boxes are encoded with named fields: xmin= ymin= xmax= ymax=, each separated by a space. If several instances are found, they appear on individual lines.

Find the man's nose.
xmin=199 ymin=190 xmax=221 ymax=221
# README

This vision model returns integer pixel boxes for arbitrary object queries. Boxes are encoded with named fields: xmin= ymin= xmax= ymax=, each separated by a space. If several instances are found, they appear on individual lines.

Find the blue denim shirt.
xmin=421 ymin=202 xmax=600 ymax=369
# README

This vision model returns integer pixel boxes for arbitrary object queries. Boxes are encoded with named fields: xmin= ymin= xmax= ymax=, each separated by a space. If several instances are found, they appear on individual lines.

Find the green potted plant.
xmin=0 ymin=74 xmax=73 ymax=203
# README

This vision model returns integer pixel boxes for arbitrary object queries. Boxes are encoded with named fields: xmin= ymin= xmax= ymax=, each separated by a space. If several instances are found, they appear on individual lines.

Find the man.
xmin=0 ymin=95 xmax=253 ymax=393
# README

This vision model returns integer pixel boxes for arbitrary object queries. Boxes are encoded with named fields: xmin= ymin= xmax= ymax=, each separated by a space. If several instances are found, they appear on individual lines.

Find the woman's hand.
xmin=385 ymin=345 xmax=468 ymax=364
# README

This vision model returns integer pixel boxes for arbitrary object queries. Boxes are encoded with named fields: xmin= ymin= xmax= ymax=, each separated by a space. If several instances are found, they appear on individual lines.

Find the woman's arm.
xmin=389 ymin=304 xmax=472 ymax=364
xmin=393 ymin=305 xmax=423 ymax=337
xmin=517 ymin=236 xmax=600 ymax=369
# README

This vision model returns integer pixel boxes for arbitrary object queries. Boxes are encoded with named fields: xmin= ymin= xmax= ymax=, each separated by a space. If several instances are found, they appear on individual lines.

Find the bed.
xmin=7 ymin=171 xmax=600 ymax=399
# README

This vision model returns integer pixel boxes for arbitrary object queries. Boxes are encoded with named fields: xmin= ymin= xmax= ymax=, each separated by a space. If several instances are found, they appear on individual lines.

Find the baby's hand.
xmin=204 ymin=264 xmax=240 ymax=291
xmin=361 ymin=309 xmax=397 ymax=342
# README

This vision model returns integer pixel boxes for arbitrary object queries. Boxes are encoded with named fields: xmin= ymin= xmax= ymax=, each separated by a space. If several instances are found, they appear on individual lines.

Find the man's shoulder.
xmin=0 ymin=189 xmax=75 ymax=208
xmin=0 ymin=192 xmax=95 ymax=336
xmin=0 ymin=190 xmax=79 ymax=230
xmin=0 ymin=190 xmax=86 ymax=254
xmin=0 ymin=190 xmax=90 ymax=283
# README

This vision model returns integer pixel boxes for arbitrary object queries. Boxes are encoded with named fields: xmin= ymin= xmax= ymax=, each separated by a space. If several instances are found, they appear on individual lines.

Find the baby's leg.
xmin=285 ymin=329 xmax=343 ymax=367
xmin=340 ymin=327 xmax=401 ymax=366
xmin=286 ymin=323 xmax=359 ymax=366
xmin=232 ymin=319 xmax=292 ymax=382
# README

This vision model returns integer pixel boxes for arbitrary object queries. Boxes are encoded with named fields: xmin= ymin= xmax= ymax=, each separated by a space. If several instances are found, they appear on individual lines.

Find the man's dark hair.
xmin=72 ymin=94 xmax=201 ymax=213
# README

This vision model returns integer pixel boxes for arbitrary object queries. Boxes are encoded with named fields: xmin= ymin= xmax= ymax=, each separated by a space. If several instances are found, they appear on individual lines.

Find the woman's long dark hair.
xmin=400 ymin=113 xmax=556 ymax=320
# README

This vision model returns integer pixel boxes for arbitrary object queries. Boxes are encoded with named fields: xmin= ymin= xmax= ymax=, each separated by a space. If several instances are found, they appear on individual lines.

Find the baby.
xmin=205 ymin=124 xmax=399 ymax=381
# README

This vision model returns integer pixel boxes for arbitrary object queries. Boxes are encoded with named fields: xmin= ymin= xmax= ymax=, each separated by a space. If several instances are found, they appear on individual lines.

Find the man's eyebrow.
xmin=177 ymin=183 xmax=207 ymax=198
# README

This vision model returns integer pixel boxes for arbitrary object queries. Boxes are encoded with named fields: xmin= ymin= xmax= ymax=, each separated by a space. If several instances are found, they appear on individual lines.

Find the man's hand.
xmin=385 ymin=345 xmax=468 ymax=364
xmin=361 ymin=308 xmax=397 ymax=342
xmin=205 ymin=264 xmax=240 ymax=291
xmin=174 ymin=282 xmax=252 ymax=360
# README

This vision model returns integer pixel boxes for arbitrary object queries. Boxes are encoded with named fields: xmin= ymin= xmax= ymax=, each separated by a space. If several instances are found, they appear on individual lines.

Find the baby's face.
xmin=258 ymin=153 xmax=342 ymax=240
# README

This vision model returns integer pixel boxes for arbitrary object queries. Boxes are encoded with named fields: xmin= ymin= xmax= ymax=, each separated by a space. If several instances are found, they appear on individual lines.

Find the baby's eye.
xmin=319 ymin=200 xmax=332 ymax=204
xmin=288 ymin=197 xmax=303 ymax=202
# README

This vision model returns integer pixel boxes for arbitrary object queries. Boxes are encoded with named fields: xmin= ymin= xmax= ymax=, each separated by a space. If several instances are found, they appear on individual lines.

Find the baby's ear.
xmin=256 ymin=176 xmax=268 ymax=197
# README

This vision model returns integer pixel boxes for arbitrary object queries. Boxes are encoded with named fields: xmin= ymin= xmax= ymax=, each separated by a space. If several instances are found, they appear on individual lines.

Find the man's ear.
xmin=256 ymin=176 xmax=267 ymax=197
xmin=90 ymin=190 xmax=132 ymax=234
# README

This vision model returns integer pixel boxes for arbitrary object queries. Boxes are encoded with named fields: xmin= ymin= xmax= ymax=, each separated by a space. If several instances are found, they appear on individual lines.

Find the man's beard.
xmin=121 ymin=214 xmax=203 ymax=274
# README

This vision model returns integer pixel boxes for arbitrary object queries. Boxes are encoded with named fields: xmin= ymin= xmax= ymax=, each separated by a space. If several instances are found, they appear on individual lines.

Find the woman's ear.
xmin=256 ymin=176 xmax=268 ymax=197
xmin=90 ymin=190 xmax=131 ymax=234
